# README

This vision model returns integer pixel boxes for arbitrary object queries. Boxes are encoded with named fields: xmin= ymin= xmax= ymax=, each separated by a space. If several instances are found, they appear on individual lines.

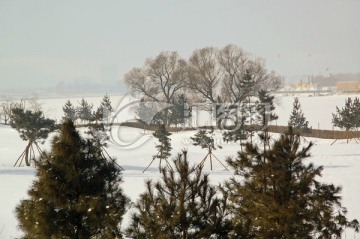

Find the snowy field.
xmin=0 ymin=93 xmax=359 ymax=238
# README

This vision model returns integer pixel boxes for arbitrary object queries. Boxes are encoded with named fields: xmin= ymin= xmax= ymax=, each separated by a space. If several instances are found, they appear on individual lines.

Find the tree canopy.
xmin=332 ymin=97 xmax=360 ymax=131
xmin=126 ymin=151 xmax=232 ymax=239
xmin=16 ymin=120 xmax=130 ymax=238
xmin=124 ymin=44 xmax=283 ymax=126
xmin=288 ymin=97 xmax=311 ymax=133
xmin=225 ymin=128 xmax=358 ymax=238
xmin=10 ymin=108 xmax=56 ymax=166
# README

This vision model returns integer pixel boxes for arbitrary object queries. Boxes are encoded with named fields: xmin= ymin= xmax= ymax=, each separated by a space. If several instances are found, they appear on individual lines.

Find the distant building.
xmin=336 ymin=81 xmax=360 ymax=92
xmin=291 ymin=83 xmax=316 ymax=91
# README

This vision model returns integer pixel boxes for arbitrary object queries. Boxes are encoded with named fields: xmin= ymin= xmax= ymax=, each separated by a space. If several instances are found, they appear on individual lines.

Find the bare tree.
xmin=186 ymin=44 xmax=283 ymax=128
xmin=186 ymin=47 xmax=222 ymax=104
xmin=218 ymin=44 xmax=252 ymax=104
xmin=125 ymin=51 xmax=187 ymax=125
xmin=27 ymin=93 xmax=42 ymax=112
xmin=219 ymin=44 xmax=283 ymax=103
xmin=125 ymin=51 xmax=186 ymax=102
xmin=1 ymin=97 xmax=27 ymax=125
xmin=186 ymin=44 xmax=283 ymax=107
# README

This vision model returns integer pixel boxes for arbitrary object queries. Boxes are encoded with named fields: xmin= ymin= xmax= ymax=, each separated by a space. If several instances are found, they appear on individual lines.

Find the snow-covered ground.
xmin=0 ymin=93 xmax=359 ymax=238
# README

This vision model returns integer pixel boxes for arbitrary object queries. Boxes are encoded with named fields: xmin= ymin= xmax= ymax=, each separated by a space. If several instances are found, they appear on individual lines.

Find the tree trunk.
xmin=25 ymin=141 xmax=32 ymax=166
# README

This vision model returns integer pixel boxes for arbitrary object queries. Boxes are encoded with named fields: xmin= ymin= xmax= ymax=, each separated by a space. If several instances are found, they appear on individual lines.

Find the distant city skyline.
xmin=1 ymin=0 xmax=359 ymax=91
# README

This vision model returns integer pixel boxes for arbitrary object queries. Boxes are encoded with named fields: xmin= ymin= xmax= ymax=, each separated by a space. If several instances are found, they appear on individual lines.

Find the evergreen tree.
xmin=77 ymin=98 xmax=93 ymax=124
xmin=86 ymin=120 xmax=109 ymax=148
xmin=255 ymin=90 xmax=278 ymax=147
xmin=153 ymin=124 xmax=172 ymax=171
xmin=136 ymin=98 xmax=159 ymax=125
xmin=332 ymin=97 xmax=355 ymax=131
xmin=62 ymin=100 xmax=77 ymax=122
xmin=191 ymin=130 xmax=227 ymax=170
xmin=169 ymin=94 xmax=191 ymax=127
xmin=154 ymin=124 xmax=172 ymax=159
xmin=15 ymin=120 xmax=130 ymax=239
xmin=353 ymin=97 xmax=360 ymax=128
xmin=240 ymin=70 xmax=255 ymax=95
xmin=10 ymin=108 xmax=56 ymax=166
xmin=191 ymin=130 xmax=220 ymax=152
xmin=222 ymin=117 xmax=248 ymax=151
xmin=332 ymin=97 xmax=360 ymax=143
xmin=97 ymin=94 xmax=114 ymax=122
xmin=143 ymin=124 xmax=173 ymax=173
xmin=126 ymin=151 xmax=232 ymax=239
xmin=255 ymin=90 xmax=278 ymax=127
xmin=288 ymin=97 xmax=311 ymax=133
xmin=225 ymin=128 xmax=359 ymax=238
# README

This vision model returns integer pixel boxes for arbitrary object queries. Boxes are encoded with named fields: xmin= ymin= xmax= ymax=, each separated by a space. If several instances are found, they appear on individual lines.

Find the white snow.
xmin=0 ymin=93 xmax=359 ymax=238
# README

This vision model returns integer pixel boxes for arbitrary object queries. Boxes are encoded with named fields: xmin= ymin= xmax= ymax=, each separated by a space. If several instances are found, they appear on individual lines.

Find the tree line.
xmin=62 ymin=94 xmax=114 ymax=124
xmin=14 ymin=119 xmax=359 ymax=238
xmin=6 ymin=44 xmax=360 ymax=238
xmin=125 ymin=44 xmax=283 ymax=127
xmin=10 ymin=92 xmax=359 ymax=238
xmin=6 ymin=94 xmax=360 ymax=238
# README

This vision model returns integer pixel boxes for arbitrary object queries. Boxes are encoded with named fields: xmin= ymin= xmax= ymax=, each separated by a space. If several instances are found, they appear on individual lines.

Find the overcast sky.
xmin=1 ymin=0 xmax=359 ymax=90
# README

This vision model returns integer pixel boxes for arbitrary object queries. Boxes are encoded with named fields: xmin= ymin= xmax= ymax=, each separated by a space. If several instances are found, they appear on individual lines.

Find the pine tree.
xmin=353 ymin=97 xmax=360 ymax=129
xmin=169 ymin=94 xmax=190 ymax=127
xmin=332 ymin=97 xmax=355 ymax=131
xmin=240 ymin=70 xmax=255 ymax=97
xmin=191 ymin=130 xmax=227 ymax=170
xmin=62 ymin=100 xmax=77 ymax=122
xmin=288 ymin=97 xmax=311 ymax=133
xmin=255 ymin=90 xmax=278 ymax=127
xmin=137 ymin=98 xmax=159 ymax=125
xmin=191 ymin=130 xmax=218 ymax=152
xmin=10 ymin=108 xmax=56 ymax=166
xmin=225 ymin=128 xmax=359 ymax=238
xmin=240 ymin=73 xmax=257 ymax=144
xmin=153 ymin=124 xmax=172 ymax=160
xmin=126 ymin=150 xmax=232 ymax=239
xmin=77 ymin=98 xmax=93 ymax=124
xmin=143 ymin=124 xmax=172 ymax=173
xmin=332 ymin=97 xmax=359 ymax=143
xmin=15 ymin=120 xmax=130 ymax=239
xmin=222 ymin=117 xmax=248 ymax=151
xmin=255 ymin=90 xmax=278 ymax=147
xmin=97 ymin=94 xmax=114 ymax=122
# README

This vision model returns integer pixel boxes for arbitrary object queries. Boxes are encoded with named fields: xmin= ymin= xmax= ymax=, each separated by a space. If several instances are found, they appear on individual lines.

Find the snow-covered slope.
xmin=1 ymin=94 xmax=359 ymax=238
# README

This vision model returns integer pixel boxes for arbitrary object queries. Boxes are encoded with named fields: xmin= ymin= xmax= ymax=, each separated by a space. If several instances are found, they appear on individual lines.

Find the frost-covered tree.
xmin=288 ymin=97 xmax=311 ymax=133
xmin=225 ymin=128 xmax=359 ymax=238
xmin=10 ymin=108 xmax=56 ymax=166
xmin=126 ymin=151 xmax=232 ymax=239
xmin=15 ymin=120 xmax=129 ymax=238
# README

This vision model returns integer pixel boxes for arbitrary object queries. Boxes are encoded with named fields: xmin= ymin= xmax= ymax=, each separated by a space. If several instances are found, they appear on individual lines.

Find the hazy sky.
xmin=1 ymin=0 xmax=359 ymax=90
